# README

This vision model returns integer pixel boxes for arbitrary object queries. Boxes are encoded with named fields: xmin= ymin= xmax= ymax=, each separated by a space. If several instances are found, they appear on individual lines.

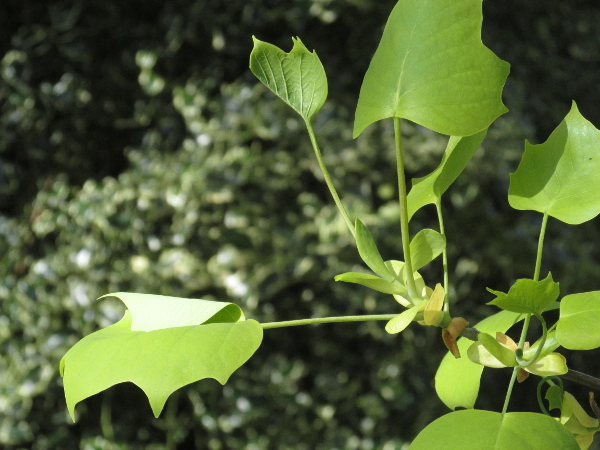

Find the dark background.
xmin=2 ymin=0 xmax=600 ymax=448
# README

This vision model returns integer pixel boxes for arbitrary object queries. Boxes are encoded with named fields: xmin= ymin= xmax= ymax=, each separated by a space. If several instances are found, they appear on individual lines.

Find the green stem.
xmin=261 ymin=314 xmax=397 ymax=330
xmin=394 ymin=118 xmax=418 ymax=298
xmin=436 ymin=201 xmax=450 ymax=313
xmin=533 ymin=212 xmax=549 ymax=282
xmin=305 ymin=119 xmax=355 ymax=238
xmin=502 ymin=213 xmax=549 ymax=415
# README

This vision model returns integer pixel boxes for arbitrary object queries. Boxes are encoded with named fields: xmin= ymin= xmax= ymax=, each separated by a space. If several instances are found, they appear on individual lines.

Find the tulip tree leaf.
xmin=334 ymin=272 xmax=408 ymax=296
xmin=250 ymin=36 xmax=327 ymax=121
xmin=556 ymin=291 xmax=600 ymax=350
xmin=407 ymin=129 xmax=487 ymax=221
xmin=353 ymin=0 xmax=509 ymax=137
xmin=385 ymin=302 xmax=425 ymax=334
xmin=60 ymin=294 xmax=263 ymax=421
xmin=487 ymin=274 xmax=559 ymax=315
xmin=508 ymin=102 xmax=600 ymax=225
xmin=409 ymin=410 xmax=578 ymax=449
xmin=409 ymin=229 xmax=446 ymax=272
xmin=355 ymin=219 xmax=395 ymax=282
xmin=435 ymin=310 xmax=523 ymax=410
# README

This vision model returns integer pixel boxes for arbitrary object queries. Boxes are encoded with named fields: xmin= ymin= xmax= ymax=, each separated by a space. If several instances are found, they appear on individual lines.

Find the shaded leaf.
xmin=407 ymin=130 xmax=487 ymax=221
xmin=556 ymin=291 xmax=600 ymax=350
xmin=250 ymin=36 xmax=327 ymax=120
xmin=334 ymin=272 xmax=407 ymax=296
xmin=355 ymin=219 xmax=394 ymax=282
xmin=435 ymin=310 xmax=523 ymax=410
xmin=545 ymin=385 xmax=564 ymax=411
xmin=508 ymin=102 xmax=600 ymax=225
xmin=487 ymin=274 xmax=559 ymax=315
xmin=409 ymin=410 xmax=578 ymax=449
xmin=409 ymin=229 xmax=446 ymax=272
xmin=353 ymin=0 xmax=509 ymax=137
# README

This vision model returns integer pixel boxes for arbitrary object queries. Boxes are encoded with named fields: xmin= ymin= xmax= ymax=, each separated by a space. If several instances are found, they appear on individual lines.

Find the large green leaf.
xmin=556 ymin=291 xmax=600 ymax=350
xmin=409 ymin=410 xmax=578 ymax=449
xmin=353 ymin=0 xmax=509 ymax=137
xmin=250 ymin=36 xmax=327 ymax=121
xmin=508 ymin=102 xmax=600 ymax=225
xmin=435 ymin=310 xmax=523 ymax=410
xmin=409 ymin=228 xmax=446 ymax=272
xmin=407 ymin=130 xmax=487 ymax=221
xmin=487 ymin=274 xmax=559 ymax=315
xmin=60 ymin=294 xmax=263 ymax=420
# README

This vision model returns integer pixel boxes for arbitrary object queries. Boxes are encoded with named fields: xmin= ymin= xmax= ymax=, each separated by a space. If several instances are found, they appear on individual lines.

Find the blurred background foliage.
xmin=2 ymin=0 xmax=600 ymax=448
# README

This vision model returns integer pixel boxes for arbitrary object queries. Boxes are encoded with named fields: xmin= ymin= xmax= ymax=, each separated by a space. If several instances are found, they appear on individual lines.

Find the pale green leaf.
xmin=250 ymin=36 xmax=327 ymax=121
xmin=508 ymin=102 xmax=600 ymax=225
xmin=487 ymin=274 xmax=559 ymax=315
xmin=435 ymin=310 xmax=523 ymax=410
xmin=353 ymin=0 xmax=509 ymax=137
xmin=60 ymin=297 xmax=262 ymax=421
xmin=409 ymin=229 xmax=446 ymax=272
xmin=355 ymin=219 xmax=394 ymax=282
xmin=409 ymin=410 xmax=578 ymax=449
xmin=467 ymin=332 xmax=517 ymax=368
xmin=521 ymin=330 xmax=560 ymax=361
xmin=556 ymin=291 xmax=600 ymax=350
xmin=385 ymin=260 xmax=427 ymax=305
xmin=334 ymin=272 xmax=407 ymax=296
xmin=525 ymin=353 xmax=568 ymax=377
xmin=407 ymin=130 xmax=487 ymax=221
xmin=385 ymin=302 xmax=424 ymax=334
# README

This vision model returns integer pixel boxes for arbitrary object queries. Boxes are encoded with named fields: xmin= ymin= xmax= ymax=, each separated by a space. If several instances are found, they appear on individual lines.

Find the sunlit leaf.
xmin=353 ymin=0 xmax=509 ymax=137
xmin=385 ymin=302 xmax=425 ymax=334
xmin=468 ymin=332 xmax=517 ymax=368
xmin=334 ymin=272 xmax=407 ymax=296
xmin=250 ymin=36 xmax=327 ymax=121
xmin=435 ymin=310 xmax=523 ymax=410
xmin=556 ymin=291 xmax=600 ymax=350
xmin=508 ymin=102 xmax=600 ymax=225
xmin=525 ymin=353 xmax=568 ymax=377
xmin=407 ymin=130 xmax=487 ymax=221
xmin=60 ymin=295 xmax=263 ymax=421
xmin=409 ymin=410 xmax=578 ymax=449
xmin=487 ymin=274 xmax=559 ymax=315
xmin=409 ymin=229 xmax=446 ymax=272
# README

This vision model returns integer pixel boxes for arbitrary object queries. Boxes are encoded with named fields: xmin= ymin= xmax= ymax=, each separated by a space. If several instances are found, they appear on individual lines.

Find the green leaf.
xmin=60 ymin=295 xmax=263 ymax=421
xmin=545 ymin=385 xmax=564 ymax=411
xmin=353 ymin=0 xmax=509 ymax=137
xmin=521 ymin=330 xmax=560 ymax=361
xmin=355 ymin=219 xmax=394 ymax=282
xmin=556 ymin=291 xmax=600 ymax=350
xmin=526 ymin=353 xmax=568 ymax=377
xmin=334 ymin=272 xmax=407 ymax=296
xmin=435 ymin=310 xmax=523 ymax=410
xmin=409 ymin=410 xmax=578 ymax=449
xmin=250 ymin=36 xmax=327 ymax=121
xmin=409 ymin=229 xmax=446 ymax=272
xmin=385 ymin=302 xmax=424 ymax=334
xmin=385 ymin=260 xmax=427 ymax=306
xmin=407 ymin=130 xmax=487 ymax=221
xmin=508 ymin=101 xmax=600 ymax=225
xmin=468 ymin=332 xmax=517 ymax=368
xmin=487 ymin=274 xmax=559 ymax=315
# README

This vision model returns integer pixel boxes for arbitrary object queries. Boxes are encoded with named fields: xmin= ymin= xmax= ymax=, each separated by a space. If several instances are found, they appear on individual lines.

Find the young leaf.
xmin=334 ymin=272 xmax=408 ymax=296
xmin=385 ymin=260 xmax=428 ymax=305
xmin=508 ymin=102 xmax=600 ymax=225
xmin=435 ymin=310 xmax=524 ymax=410
xmin=385 ymin=302 xmax=425 ymax=334
xmin=409 ymin=410 xmax=578 ymax=449
xmin=355 ymin=219 xmax=394 ymax=282
xmin=423 ymin=283 xmax=445 ymax=326
xmin=556 ymin=291 xmax=600 ymax=350
xmin=525 ymin=353 xmax=568 ymax=377
xmin=487 ymin=274 xmax=559 ymax=315
xmin=250 ymin=36 xmax=327 ymax=121
xmin=409 ymin=229 xmax=446 ymax=272
xmin=60 ymin=296 xmax=263 ymax=421
xmin=353 ymin=0 xmax=509 ymax=137
xmin=407 ymin=130 xmax=487 ymax=221
xmin=469 ymin=332 xmax=517 ymax=368
xmin=521 ymin=330 xmax=560 ymax=361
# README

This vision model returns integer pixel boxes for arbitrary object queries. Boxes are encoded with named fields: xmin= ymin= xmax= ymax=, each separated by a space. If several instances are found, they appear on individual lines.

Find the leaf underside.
xmin=354 ymin=0 xmax=509 ymax=137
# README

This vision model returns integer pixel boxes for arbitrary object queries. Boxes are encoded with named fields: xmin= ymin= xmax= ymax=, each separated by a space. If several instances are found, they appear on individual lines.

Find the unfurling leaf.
xmin=508 ymin=101 xmax=600 ymax=225
xmin=355 ymin=219 xmax=395 ymax=282
xmin=560 ymin=392 xmax=600 ymax=450
xmin=60 ymin=294 xmax=263 ymax=421
xmin=422 ymin=283 xmax=445 ymax=326
xmin=354 ymin=0 xmax=509 ymax=137
xmin=250 ymin=36 xmax=327 ymax=121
